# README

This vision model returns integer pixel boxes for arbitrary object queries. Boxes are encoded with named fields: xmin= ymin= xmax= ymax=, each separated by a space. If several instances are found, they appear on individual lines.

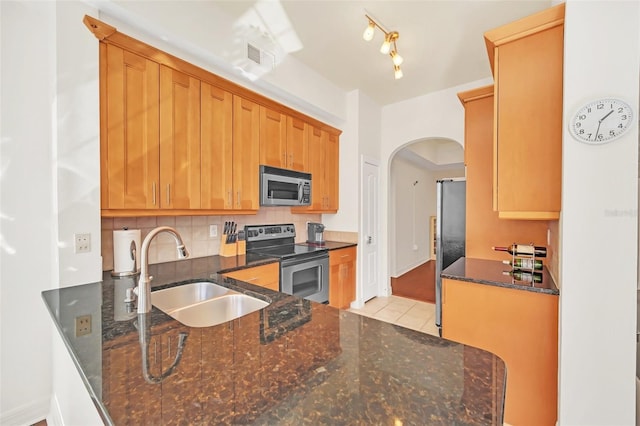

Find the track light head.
xmin=363 ymin=16 xmax=404 ymax=79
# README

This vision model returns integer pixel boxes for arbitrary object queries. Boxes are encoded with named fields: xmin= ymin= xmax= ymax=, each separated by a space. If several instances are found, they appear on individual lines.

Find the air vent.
xmin=247 ymin=43 xmax=276 ymax=69
xmin=247 ymin=43 xmax=261 ymax=65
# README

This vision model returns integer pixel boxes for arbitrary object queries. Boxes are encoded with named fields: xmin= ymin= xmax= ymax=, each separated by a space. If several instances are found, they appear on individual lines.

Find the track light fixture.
xmin=362 ymin=14 xmax=403 ymax=79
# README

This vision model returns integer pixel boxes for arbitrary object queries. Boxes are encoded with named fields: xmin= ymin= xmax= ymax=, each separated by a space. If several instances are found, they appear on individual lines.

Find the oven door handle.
xmin=280 ymin=252 xmax=328 ymax=267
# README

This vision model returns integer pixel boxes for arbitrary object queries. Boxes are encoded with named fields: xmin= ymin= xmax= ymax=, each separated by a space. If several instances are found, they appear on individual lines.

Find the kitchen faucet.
xmin=135 ymin=226 xmax=189 ymax=313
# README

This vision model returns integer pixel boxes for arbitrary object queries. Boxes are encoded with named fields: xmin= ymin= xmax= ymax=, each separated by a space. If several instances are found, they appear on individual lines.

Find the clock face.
xmin=570 ymin=98 xmax=634 ymax=144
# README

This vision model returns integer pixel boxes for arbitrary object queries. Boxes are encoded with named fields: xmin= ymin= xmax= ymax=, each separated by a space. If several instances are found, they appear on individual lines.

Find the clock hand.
xmin=593 ymin=121 xmax=602 ymax=141
xmin=599 ymin=109 xmax=614 ymax=122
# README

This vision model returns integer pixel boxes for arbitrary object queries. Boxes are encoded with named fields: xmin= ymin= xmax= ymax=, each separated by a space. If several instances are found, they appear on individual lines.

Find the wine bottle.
xmin=503 ymin=269 xmax=543 ymax=283
xmin=492 ymin=244 xmax=547 ymax=258
xmin=502 ymin=258 xmax=543 ymax=270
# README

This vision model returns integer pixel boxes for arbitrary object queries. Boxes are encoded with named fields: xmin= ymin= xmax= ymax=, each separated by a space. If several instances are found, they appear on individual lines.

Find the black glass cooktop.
xmin=248 ymin=243 xmax=327 ymax=259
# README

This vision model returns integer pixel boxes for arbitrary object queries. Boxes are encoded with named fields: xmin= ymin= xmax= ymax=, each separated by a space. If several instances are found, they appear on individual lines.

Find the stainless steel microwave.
xmin=260 ymin=165 xmax=311 ymax=206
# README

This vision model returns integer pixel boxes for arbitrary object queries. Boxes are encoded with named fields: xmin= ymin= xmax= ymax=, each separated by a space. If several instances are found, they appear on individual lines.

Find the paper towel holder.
xmin=111 ymin=239 xmax=140 ymax=278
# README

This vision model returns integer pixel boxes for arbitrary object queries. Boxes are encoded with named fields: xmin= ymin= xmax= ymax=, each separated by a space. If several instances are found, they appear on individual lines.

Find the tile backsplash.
xmin=101 ymin=208 xmax=322 ymax=271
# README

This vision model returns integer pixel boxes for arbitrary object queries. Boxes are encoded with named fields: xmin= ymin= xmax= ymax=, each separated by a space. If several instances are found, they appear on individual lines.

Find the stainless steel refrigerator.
xmin=435 ymin=179 xmax=466 ymax=332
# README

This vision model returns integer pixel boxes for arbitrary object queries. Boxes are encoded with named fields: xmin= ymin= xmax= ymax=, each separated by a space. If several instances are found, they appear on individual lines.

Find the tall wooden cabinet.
xmin=232 ymin=96 xmax=261 ymax=211
xmin=293 ymin=125 xmax=339 ymax=213
xmin=102 ymin=44 xmax=160 ymax=211
xmin=159 ymin=66 xmax=201 ymax=210
xmin=458 ymin=85 xmax=549 ymax=260
xmin=485 ymin=3 xmax=564 ymax=220
xmin=200 ymin=82 xmax=233 ymax=210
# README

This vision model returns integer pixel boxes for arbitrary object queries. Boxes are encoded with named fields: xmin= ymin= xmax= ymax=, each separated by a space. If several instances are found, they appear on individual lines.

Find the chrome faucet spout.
xmin=136 ymin=226 xmax=190 ymax=313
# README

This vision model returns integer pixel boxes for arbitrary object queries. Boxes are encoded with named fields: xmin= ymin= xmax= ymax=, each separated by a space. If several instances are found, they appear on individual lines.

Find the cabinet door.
xmin=232 ymin=95 xmax=260 ymax=210
xmin=329 ymin=247 xmax=356 ymax=309
xmin=222 ymin=262 xmax=280 ymax=291
xmin=305 ymin=125 xmax=326 ymax=210
xmin=323 ymin=132 xmax=340 ymax=211
xmin=259 ymin=106 xmax=287 ymax=169
xmin=159 ymin=66 xmax=201 ymax=209
xmin=286 ymin=116 xmax=308 ymax=171
xmin=201 ymin=82 xmax=233 ymax=209
xmin=104 ymin=44 xmax=160 ymax=210
xmin=488 ymin=5 xmax=564 ymax=219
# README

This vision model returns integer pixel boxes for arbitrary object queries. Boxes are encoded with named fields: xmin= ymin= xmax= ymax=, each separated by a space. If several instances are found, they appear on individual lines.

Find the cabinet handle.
xmin=227 ymin=190 xmax=232 ymax=208
xmin=166 ymin=184 xmax=170 ymax=206
xmin=167 ymin=336 xmax=171 ymax=359
xmin=154 ymin=340 xmax=158 ymax=364
xmin=152 ymin=182 xmax=157 ymax=206
xmin=289 ymin=153 xmax=293 ymax=168
xmin=283 ymin=152 xmax=287 ymax=167
xmin=237 ymin=191 xmax=241 ymax=208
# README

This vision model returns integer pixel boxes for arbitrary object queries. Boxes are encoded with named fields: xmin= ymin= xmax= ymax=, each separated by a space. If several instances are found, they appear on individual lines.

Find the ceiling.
xmin=212 ymin=0 xmax=553 ymax=106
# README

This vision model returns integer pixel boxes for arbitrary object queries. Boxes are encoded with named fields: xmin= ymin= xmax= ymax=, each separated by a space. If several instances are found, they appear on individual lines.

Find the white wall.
xmin=0 ymin=1 xmax=58 ymax=424
xmin=378 ymin=77 xmax=492 ymax=295
xmin=96 ymin=0 xmax=347 ymax=128
xmin=390 ymin=158 xmax=464 ymax=277
xmin=558 ymin=1 xmax=639 ymax=424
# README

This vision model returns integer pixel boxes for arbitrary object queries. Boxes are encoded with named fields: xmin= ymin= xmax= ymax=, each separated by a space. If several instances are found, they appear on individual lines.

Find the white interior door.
xmin=361 ymin=158 xmax=379 ymax=303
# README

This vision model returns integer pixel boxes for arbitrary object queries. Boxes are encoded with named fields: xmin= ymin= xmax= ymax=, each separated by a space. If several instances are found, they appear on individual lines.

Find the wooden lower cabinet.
xmin=442 ymin=278 xmax=558 ymax=426
xmin=329 ymin=247 xmax=357 ymax=309
xmin=222 ymin=262 xmax=280 ymax=291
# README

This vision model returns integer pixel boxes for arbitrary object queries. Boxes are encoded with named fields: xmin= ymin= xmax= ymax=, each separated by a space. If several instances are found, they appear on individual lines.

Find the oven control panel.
xmin=245 ymin=224 xmax=296 ymax=242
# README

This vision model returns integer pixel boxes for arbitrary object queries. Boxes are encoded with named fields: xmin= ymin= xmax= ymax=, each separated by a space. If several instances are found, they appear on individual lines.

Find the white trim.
xmin=0 ymin=395 xmax=50 ymax=426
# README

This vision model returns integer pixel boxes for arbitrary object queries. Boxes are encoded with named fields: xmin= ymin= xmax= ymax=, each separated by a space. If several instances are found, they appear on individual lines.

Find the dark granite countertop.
xmin=303 ymin=241 xmax=357 ymax=251
xmin=442 ymin=257 xmax=559 ymax=295
xmin=43 ymin=255 xmax=506 ymax=425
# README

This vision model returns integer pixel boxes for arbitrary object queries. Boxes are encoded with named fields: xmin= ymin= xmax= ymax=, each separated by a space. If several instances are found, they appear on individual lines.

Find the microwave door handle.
xmin=298 ymin=182 xmax=303 ymax=202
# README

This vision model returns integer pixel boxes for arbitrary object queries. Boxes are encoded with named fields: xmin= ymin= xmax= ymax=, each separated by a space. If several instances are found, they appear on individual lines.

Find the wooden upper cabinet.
xmin=233 ymin=95 xmax=260 ymax=211
xmin=292 ymin=125 xmax=339 ymax=213
xmin=90 ymin=15 xmax=341 ymax=216
xmin=286 ymin=116 xmax=308 ymax=171
xmin=159 ymin=66 xmax=201 ymax=209
xmin=260 ymin=109 xmax=309 ymax=172
xmin=324 ymin=132 xmax=339 ymax=211
xmin=458 ymin=85 xmax=549 ymax=260
xmin=102 ymin=44 xmax=160 ymax=210
xmin=201 ymin=82 xmax=233 ymax=210
xmin=259 ymin=106 xmax=287 ymax=169
xmin=485 ymin=3 xmax=564 ymax=220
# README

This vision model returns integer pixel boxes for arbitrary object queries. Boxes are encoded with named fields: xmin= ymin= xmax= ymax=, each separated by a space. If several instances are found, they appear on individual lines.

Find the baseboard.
xmin=0 ymin=395 xmax=50 ymax=426
xmin=47 ymin=394 xmax=64 ymax=426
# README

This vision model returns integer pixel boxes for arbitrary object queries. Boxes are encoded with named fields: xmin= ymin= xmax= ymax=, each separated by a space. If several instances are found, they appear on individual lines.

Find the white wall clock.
xmin=569 ymin=98 xmax=634 ymax=144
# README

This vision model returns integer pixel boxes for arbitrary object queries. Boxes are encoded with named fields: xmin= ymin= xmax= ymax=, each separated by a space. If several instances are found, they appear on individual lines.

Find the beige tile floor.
xmin=348 ymin=295 xmax=439 ymax=337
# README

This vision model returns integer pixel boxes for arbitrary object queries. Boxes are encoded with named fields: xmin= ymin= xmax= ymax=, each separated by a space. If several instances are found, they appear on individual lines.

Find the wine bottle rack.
xmin=506 ymin=242 xmax=543 ymax=284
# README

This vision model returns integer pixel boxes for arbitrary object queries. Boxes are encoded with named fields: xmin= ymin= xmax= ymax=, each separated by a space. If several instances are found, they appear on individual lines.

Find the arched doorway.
xmin=388 ymin=138 xmax=464 ymax=303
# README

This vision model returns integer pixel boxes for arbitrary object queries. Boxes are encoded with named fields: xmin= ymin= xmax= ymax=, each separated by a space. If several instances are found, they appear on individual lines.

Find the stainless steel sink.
xmin=151 ymin=282 xmax=269 ymax=327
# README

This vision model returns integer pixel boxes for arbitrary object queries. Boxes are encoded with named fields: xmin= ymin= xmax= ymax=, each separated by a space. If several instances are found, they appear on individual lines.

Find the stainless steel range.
xmin=244 ymin=224 xmax=329 ymax=304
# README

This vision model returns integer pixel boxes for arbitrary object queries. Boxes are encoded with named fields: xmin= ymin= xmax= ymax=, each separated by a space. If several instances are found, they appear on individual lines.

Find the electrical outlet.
xmin=74 ymin=233 xmax=91 ymax=254
xmin=75 ymin=315 xmax=91 ymax=337
xmin=209 ymin=225 xmax=218 ymax=238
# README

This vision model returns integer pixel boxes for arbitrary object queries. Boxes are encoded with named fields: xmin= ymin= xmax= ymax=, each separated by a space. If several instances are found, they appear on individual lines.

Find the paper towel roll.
xmin=112 ymin=228 xmax=141 ymax=277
